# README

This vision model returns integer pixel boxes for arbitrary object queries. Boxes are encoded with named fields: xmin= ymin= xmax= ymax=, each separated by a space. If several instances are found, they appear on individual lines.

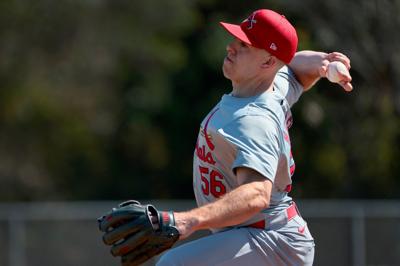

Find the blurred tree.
xmin=0 ymin=0 xmax=398 ymax=201
xmin=276 ymin=0 xmax=400 ymax=198
xmin=0 ymin=0 xmax=200 ymax=200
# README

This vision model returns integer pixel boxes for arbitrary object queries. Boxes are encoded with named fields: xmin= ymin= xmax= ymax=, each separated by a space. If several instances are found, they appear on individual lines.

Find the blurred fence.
xmin=0 ymin=200 xmax=399 ymax=266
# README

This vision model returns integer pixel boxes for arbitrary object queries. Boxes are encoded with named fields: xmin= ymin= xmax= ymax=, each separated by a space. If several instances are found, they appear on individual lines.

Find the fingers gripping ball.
xmin=98 ymin=200 xmax=180 ymax=266
xmin=326 ymin=61 xmax=348 ymax=83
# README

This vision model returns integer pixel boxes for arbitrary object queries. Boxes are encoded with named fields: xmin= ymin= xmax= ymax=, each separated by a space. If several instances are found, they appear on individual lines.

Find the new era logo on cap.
xmin=219 ymin=9 xmax=298 ymax=64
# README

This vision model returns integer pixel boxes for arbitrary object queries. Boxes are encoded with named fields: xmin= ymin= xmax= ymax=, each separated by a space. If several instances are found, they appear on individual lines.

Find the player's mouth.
xmin=224 ymin=56 xmax=234 ymax=63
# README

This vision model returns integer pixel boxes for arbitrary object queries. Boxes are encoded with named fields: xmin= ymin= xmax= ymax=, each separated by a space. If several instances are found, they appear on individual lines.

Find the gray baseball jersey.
xmin=157 ymin=66 xmax=315 ymax=266
xmin=193 ymin=65 xmax=301 ymax=231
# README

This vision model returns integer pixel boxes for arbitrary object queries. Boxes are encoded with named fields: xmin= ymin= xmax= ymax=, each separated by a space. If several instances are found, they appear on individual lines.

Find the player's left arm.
xmin=289 ymin=50 xmax=353 ymax=92
xmin=174 ymin=169 xmax=272 ymax=239
xmin=174 ymin=115 xmax=279 ymax=239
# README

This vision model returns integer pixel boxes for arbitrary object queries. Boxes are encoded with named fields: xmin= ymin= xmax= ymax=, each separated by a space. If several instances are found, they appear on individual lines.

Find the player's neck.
xmin=231 ymin=77 xmax=274 ymax=98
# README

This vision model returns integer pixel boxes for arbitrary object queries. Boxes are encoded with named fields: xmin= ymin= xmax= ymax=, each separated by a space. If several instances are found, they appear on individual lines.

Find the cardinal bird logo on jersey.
xmin=195 ymin=108 xmax=219 ymax=165
xmin=199 ymin=128 xmax=213 ymax=143
xmin=202 ymin=108 xmax=219 ymax=151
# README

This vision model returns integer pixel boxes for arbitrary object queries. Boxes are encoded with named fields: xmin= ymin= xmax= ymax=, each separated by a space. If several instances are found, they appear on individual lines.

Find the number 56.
xmin=198 ymin=166 xmax=226 ymax=197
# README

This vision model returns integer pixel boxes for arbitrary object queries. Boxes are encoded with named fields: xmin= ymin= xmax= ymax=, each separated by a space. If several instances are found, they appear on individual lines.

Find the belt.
xmin=247 ymin=203 xmax=299 ymax=229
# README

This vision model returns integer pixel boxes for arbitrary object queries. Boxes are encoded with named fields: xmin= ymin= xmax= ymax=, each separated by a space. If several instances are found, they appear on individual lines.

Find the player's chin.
xmin=222 ymin=64 xmax=233 ymax=80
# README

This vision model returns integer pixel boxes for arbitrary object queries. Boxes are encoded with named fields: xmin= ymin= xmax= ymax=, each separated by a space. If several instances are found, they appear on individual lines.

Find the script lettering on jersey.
xmin=195 ymin=140 xmax=216 ymax=165
xmin=195 ymin=108 xmax=227 ymax=198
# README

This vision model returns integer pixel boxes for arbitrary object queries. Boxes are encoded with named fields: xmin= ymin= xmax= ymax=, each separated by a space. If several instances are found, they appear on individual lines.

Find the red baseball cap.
xmin=220 ymin=9 xmax=298 ymax=64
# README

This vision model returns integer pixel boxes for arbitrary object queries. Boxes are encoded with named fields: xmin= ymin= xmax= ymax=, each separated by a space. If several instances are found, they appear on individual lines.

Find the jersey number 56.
xmin=198 ymin=166 xmax=226 ymax=198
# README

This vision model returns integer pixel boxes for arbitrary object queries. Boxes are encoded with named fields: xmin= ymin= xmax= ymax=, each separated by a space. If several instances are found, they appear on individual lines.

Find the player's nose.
xmin=226 ymin=41 xmax=236 ymax=54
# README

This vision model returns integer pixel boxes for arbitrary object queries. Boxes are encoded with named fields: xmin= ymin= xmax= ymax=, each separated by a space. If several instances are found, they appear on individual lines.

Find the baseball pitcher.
xmin=98 ymin=8 xmax=352 ymax=266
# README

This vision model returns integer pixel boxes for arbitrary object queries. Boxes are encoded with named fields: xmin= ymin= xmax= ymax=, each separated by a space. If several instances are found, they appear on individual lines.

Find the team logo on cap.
xmin=244 ymin=12 xmax=257 ymax=30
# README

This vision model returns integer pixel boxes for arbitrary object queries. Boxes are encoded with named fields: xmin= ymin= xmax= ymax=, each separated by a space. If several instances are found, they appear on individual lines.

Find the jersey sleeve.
xmin=274 ymin=65 xmax=304 ymax=107
xmin=220 ymin=114 xmax=281 ymax=183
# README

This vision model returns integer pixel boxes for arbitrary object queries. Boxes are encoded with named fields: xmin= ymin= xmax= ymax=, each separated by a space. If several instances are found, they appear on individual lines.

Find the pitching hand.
xmin=319 ymin=52 xmax=353 ymax=92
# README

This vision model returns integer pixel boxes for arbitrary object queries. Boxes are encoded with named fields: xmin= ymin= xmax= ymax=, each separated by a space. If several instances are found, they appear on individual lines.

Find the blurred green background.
xmin=0 ymin=0 xmax=399 ymax=201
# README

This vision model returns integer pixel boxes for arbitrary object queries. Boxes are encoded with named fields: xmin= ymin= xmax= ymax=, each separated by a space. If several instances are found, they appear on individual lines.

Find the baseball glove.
xmin=98 ymin=200 xmax=180 ymax=266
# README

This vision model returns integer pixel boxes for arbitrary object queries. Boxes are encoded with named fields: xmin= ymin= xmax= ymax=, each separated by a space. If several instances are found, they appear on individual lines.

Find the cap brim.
xmin=219 ymin=22 xmax=252 ymax=46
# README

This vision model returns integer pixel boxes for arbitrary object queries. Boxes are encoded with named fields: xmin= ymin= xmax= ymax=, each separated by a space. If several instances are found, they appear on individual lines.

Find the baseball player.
xmin=98 ymin=8 xmax=352 ymax=266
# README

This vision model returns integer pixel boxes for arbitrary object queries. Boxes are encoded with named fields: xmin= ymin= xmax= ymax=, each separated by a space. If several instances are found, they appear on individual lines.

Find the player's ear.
xmin=261 ymin=56 xmax=277 ymax=69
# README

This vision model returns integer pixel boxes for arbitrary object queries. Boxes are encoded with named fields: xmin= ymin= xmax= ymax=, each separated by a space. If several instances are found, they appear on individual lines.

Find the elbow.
xmin=248 ymin=182 xmax=271 ymax=211
xmin=248 ymin=196 xmax=269 ymax=212
xmin=257 ymin=195 xmax=270 ymax=210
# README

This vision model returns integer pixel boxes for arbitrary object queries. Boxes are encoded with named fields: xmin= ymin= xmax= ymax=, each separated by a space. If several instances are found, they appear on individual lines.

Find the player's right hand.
xmin=319 ymin=52 xmax=353 ymax=92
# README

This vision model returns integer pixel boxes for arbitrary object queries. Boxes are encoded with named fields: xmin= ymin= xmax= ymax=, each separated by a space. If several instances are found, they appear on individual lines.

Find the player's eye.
xmin=240 ymin=41 xmax=247 ymax=48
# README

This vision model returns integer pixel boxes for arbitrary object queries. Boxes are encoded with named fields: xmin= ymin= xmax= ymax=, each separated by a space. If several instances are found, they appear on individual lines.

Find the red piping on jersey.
xmin=290 ymin=164 xmax=296 ymax=176
xmin=284 ymin=131 xmax=290 ymax=144
xmin=203 ymin=108 xmax=219 ymax=151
